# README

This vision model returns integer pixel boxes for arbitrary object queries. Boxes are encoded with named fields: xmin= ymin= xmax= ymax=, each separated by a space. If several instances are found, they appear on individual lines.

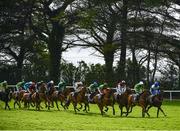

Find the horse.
xmin=50 ymin=90 xmax=67 ymax=110
xmin=65 ymin=86 xmax=89 ymax=113
xmin=12 ymin=90 xmax=26 ymax=109
xmin=0 ymin=88 xmax=12 ymax=110
xmin=31 ymin=82 xmax=51 ymax=110
xmin=21 ymin=89 xmax=36 ymax=109
xmin=114 ymin=88 xmax=133 ymax=116
xmin=93 ymin=88 xmax=115 ymax=116
xmin=127 ymin=89 xmax=151 ymax=117
xmin=47 ymin=85 xmax=67 ymax=110
xmin=146 ymin=90 xmax=167 ymax=117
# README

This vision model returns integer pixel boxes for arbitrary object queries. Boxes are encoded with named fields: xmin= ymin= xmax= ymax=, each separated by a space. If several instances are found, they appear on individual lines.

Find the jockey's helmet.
xmin=154 ymin=82 xmax=160 ymax=87
xmin=139 ymin=81 xmax=144 ymax=85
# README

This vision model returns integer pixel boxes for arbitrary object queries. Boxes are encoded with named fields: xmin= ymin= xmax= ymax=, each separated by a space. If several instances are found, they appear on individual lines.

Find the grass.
xmin=0 ymin=100 xmax=180 ymax=130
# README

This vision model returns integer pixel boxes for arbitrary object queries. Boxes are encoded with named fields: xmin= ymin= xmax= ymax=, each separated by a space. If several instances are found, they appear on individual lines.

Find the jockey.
xmin=36 ymin=81 xmax=44 ymax=91
xmin=98 ymin=82 xmax=108 ymax=94
xmin=74 ymin=80 xmax=83 ymax=93
xmin=97 ymin=82 xmax=108 ymax=102
xmin=88 ymin=81 xmax=98 ymax=92
xmin=16 ymin=80 xmax=25 ymax=91
xmin=0 ymin=80 xmax=8 ymax=91
xmin=29 ymin=82 xmax=36 ymax=93
xmin=23 ymin=81 xmax=33 ymax=91
xmin=58 ymin=81 xmax=66 ymax=91
xmin=47 ymin=80 xmax=54 ymax=93
xmin=116 ymin=80 xmax=127 ymax=95
xmin=134 ymin=81 xmax=144 ymax=101
xmin=73 ymin=80 xmax=83 ymax=101
xmin=150 ymin=81 xmax=160 ymax=96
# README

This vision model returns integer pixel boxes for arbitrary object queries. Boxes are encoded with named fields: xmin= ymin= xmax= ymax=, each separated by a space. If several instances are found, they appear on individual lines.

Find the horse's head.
xmin=49 ymin=86 xmax=56 ymax=95
xmin=143 ymin=89 xmax=151 ymax=95
xmin=140 ymin=89 xmax=151 ymax=99
xmin=80 ymin=86 xmax=87 ymax=94
xmin=39 ymin=82 xmax=47 ymax=93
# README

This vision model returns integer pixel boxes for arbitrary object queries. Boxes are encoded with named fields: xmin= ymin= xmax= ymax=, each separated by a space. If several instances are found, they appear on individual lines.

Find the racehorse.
xmin=0 ymin=88 xmax=12 ymax=110
xmin=65 ymin=86 xmax=89 ymax=113
xmin=146 ymin=90 xmax=166 ymax=117
xmin=50 ymin=90 xmax=67 ymax=110
xmin=93 ymin=88 xmax=115 ymax=116
xmin=114 ymin=88 xmax=133 ymax=116
xmin=12 ymin=90 xmax=26 ymax=109
xmin=47 ymin=85 xmax=66 ymax=110
xmin=31 ymin=82 xmax=51 ymax=110
xmin=127 ymin=89 xmax=151 ymax=117
xmin=21 ymin=90 xmax=35 ymax=109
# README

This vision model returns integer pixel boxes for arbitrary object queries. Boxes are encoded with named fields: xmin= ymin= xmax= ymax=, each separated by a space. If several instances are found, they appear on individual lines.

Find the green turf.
xmin=0 ymin=100 xmax=180 ymax=130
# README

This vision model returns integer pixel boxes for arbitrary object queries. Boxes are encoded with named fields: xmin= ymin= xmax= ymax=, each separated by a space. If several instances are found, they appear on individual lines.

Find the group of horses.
xmin=0 ymin=83 xmax=166 ymax=118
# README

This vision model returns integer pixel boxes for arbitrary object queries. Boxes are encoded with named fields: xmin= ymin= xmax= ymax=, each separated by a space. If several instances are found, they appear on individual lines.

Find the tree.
xmin=0 ymin=0 xmax=36 ymax=82
xmin=31 ymin=0 xmax=76 ymax=83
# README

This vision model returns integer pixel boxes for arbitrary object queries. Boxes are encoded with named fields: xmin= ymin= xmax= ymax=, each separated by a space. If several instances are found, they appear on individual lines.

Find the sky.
xmin=62 ymin=47 xmax=105 ymax=66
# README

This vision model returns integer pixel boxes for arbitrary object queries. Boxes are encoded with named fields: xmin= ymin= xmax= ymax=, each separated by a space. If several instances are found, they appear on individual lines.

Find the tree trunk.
xmin=178 ymin=55 xmax=180 ymax=89
xmin=48 ymin=22 xmax=64 ymax=84
xmin=146 ymin=46 xmax=151 ymax=88
xmin=104 ymin=51 xmax=114 ymax=86
xmin=152 ymin=49 xmax=158 ymax=82
xmin=132 ymin=47 xmax=139 ymax=85
xmin=118 ymin=0 xmax=128 ymax=80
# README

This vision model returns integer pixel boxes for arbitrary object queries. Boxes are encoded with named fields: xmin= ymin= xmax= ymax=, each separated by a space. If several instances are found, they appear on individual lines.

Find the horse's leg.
xmin=86 ymin=102 xmax=90 ymax=111
xmin=104 ymin=106 xmax=108 ymax=112
xmin=73 ymin=102 xmax=77 ymax=114
xmin=17 ymin=101 xmax=21 ymax=109
xmin=55 ymin=100 xmax=59 ymax=110
xmin=146 ymin=105 xmax=152 ymax=117
xmin=51 ymin=101 xmax=54 ymax=108
xmin=159 ymin=107 xmax=167 ymax=117
xmin=14 ymin=100 xmax=17 ymax=109
xmin=141 ymin=106 xmax=146 ymax=118
xmin=98 ymin=104 xmax=104 ymax=115
xmin=146 ymin=105 xmax=152 ymax=112
xmin=78 ymin=103 xmax=83 ymax=110
xmin=128 ymin=105 xmax=133 ymax=113
xmin=119 ymin=105 xmax=123 ymax=116
xmin=83 ymin=103 xmax=87 ymax=112
xmin=60 ymin=101 xmax=66 ymax=110
xmin=18 ymin=100 xmax=21 ymax=108
xmin=112 ymin=104 xmax=115 ymax=115
xmin=125 ymin=106 xmax=129 ymax=117
xmin=145 ymin=106 xmax=150 ymax=117
xmin=5 ymin=101 xmax=10 ymax=110
xmin=157 ymin=107 xmax=160 ymax=118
